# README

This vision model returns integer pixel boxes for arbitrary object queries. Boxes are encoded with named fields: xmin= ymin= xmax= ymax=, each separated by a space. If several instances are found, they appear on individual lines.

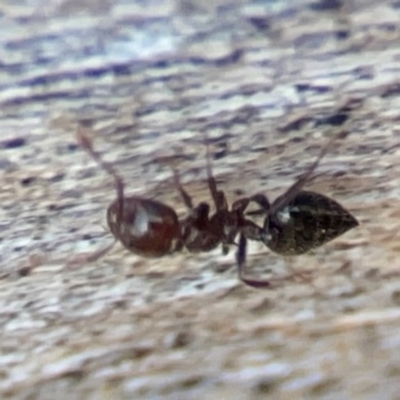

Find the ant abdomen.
xmin=107 ymin=197 xmax=182 ymax=257
xmin=264 ymin=190 xmax=359 ymax=255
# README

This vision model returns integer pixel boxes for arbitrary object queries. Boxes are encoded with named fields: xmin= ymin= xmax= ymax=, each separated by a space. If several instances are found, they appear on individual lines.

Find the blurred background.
xmin=1 ymin=0 xmax=400 ymax=399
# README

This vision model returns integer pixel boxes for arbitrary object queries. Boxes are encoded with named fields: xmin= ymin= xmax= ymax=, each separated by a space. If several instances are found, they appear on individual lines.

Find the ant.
xmin=76 ymin=123 xmax=358 ymax=289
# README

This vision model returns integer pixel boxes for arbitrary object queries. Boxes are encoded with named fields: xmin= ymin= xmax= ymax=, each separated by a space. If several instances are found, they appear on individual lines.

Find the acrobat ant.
xmin=76 ymin=123 xmax=358 ymax=289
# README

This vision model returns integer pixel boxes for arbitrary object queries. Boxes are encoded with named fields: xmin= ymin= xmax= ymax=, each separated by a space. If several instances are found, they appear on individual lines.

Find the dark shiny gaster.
xmin=263 ymin=190 xmax=359 ymax=255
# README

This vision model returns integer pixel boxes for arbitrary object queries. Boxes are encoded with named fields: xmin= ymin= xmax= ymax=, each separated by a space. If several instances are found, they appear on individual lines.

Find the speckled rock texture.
xmin=1 ymin=0 xmax=400 ymax=399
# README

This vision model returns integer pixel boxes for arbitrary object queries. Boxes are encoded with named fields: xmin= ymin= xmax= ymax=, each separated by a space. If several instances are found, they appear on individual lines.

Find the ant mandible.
xmin=76 ymin=124 xmax=358 ymax=289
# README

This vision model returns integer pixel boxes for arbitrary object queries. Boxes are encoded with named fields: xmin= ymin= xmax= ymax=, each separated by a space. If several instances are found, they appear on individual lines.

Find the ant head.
xmin=77 ymin=124 xmax=184 ymax=258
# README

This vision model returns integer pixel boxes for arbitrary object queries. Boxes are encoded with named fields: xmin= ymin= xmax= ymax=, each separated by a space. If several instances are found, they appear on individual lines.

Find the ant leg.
xmin=66 ymin=241 xmax=116 ymax=268
xmin=226 ymin=198 xmax=267 ymax=253
xmin=172 ymin=169 xmax=212 ymax=232
xmin=203 ymin=134 xmax=228 ymax=211
xmin=232 ymin=194 xmax=271 ymax=221
xmin=172 ymin=169 xmax=193 ymax=210
xmin=236 ymin=231 xmax=312 ymax=288
xmin=231 ymin=198 xmax=250 ymax=213
xmin=215 ymin=198 xmax=251 ymax=255
xmin=241 ymin=194 xmax=272 ymax=217
xmin=250 ymin=194 xmax=270 ymax=212
xmin=269 ymin=129 xmax=346 ymax=215
xmin=236 ymin=232 xmax=271 ymax=289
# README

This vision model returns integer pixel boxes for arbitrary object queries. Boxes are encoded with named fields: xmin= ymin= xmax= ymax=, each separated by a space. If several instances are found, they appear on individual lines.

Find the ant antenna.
xmin=76 ymin=123 xmax=125 ymax=228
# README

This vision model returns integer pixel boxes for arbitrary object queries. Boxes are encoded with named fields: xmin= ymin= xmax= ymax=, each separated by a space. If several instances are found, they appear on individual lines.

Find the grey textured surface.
xmin=1 ymin=0 xmax=400 ymax=398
